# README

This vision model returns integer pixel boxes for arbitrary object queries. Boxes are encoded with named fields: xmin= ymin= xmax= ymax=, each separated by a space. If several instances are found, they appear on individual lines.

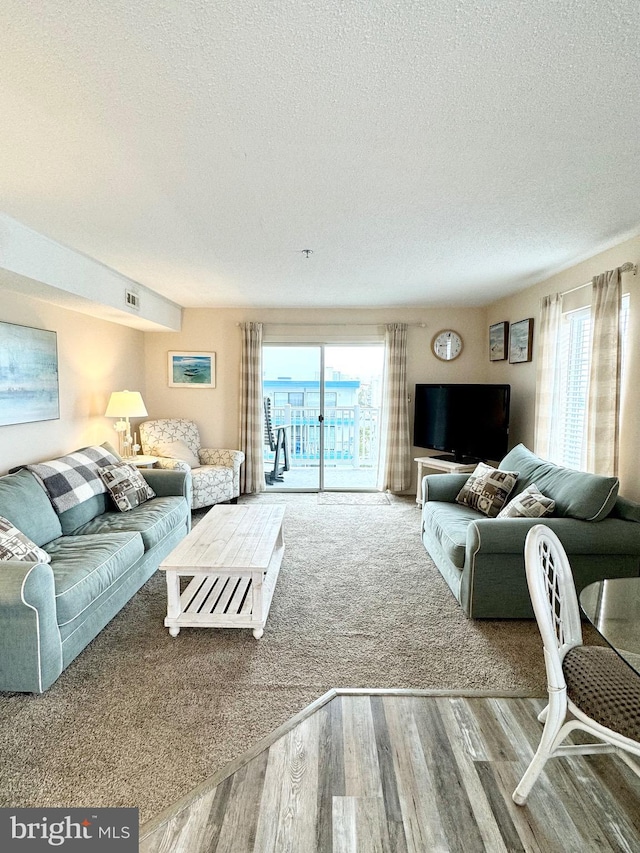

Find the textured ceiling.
xmin=2 ymin=0 xmax=640 ymax=308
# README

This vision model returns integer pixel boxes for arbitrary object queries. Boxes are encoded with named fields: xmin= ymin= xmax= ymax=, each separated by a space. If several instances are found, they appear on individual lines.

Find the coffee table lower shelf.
xmin=163 ymin=542 xmax=284 ymax=639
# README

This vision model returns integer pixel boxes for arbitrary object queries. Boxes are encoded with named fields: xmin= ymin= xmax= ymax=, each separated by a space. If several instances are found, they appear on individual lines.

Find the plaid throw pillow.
xmin=99 ymin=463 xmax=156 ymax=513
xmin=456 ymin=463 xmax=518 ymax=518
xmin=498 ymin=483 xmax=555 ymax=519
xmin=0 ymin=516 xmax=51 ymax=563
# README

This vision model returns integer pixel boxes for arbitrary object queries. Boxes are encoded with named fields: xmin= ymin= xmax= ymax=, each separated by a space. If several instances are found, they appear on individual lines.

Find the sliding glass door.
xmin=263 ymin=343 xmax=384 ymax=491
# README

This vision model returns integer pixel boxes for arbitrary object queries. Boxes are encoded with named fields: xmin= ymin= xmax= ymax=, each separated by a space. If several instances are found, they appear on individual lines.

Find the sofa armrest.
xmin=422 ymin=473 xmax=470 ymax=504
xmin=0 ymin=561 xmax=63 ymax=693
xmin=141 ymin=468 xmax=192 ymax=504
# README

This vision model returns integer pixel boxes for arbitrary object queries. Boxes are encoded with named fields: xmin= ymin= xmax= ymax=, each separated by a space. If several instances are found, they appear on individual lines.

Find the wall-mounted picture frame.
xmin=0 ymin=321 xmax=60 ymax=426
xmin=168 ymin=351 xmax=216 ymax=387
xmin=489 ymin=321 xmax=509 ymax=361
xmin=509 ymin=318 xmax=534 ymax=364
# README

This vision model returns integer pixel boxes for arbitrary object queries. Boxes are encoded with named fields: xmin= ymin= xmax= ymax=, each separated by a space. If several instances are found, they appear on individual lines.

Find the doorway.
xmin=263 ymin=343 xmax=385 ymax=491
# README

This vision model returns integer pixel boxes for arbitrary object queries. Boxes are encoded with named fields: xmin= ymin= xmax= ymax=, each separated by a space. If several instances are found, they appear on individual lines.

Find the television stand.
xmin=414 ymin=455 xmax=477 ymax=506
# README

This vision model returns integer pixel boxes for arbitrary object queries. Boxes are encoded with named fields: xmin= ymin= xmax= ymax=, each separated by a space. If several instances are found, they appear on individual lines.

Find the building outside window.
xmin=552 ymin=294 xmax=629 ymax=470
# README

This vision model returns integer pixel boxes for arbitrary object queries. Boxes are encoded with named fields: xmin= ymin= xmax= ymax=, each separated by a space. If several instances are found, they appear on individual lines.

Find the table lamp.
xmin=105 ymin=390 xmax=148 ymax=457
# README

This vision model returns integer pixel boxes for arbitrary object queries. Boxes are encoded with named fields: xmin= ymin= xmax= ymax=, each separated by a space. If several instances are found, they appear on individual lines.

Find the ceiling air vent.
xmin=125 ymin=289 xmax=140 ymax=310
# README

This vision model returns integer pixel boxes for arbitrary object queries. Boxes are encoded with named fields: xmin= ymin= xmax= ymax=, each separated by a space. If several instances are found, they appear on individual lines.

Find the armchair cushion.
xmin=155 ymin=439 xmax=200 ymax=469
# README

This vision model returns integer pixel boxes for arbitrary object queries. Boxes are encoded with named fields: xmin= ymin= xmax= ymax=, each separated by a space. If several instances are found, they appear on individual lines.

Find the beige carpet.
xmin=317 ymin=491 xmax=391 ymax=505
xmin=0 ymin=493 xmax=550 ymax=823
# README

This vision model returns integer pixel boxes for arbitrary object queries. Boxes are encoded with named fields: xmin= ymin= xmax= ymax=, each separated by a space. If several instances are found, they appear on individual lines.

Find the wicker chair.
xmin=513 ymin=524 xmax=640 ymax=805
xmin=140 ymin=418 xmax=244 ymax=509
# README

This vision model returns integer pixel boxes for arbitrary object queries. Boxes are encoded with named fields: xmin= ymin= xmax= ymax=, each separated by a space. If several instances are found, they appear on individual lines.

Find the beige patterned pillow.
xmin=455 ymin=463 xmax=518 ymax=518
xmin=99 ymin=463 xmax=156 ymax=513
xmin=155 ymin=439 xmax=200 ymax=468
xmin=498 ymin=483 xmax=555 ymax=519
xmin=0 ymin=516 xmax=51 ymax=563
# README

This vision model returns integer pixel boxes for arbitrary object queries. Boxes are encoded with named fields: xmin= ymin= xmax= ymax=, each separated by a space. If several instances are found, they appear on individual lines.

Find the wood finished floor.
xmin=140 ymin=694 xmax=640 ymax=853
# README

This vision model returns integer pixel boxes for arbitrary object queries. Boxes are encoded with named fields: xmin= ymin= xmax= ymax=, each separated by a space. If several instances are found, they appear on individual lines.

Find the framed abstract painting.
xmin=0 ymin=321 xmax=60 ymax=426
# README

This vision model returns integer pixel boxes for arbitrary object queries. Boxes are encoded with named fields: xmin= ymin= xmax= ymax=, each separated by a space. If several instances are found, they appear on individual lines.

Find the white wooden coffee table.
xmin=159 ymin=504 xmax=285 ymax=639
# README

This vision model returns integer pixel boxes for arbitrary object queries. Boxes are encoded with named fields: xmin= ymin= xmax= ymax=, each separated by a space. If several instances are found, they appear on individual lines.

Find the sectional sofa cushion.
xmin=422 ymin=501 xmax=483 ymax=568
xmin=45 ymin=532 xmax=144 ymax=628
xmin=456 ymin=462 xmax=518 ymax=518
xmin=499 ymin=444 xmax=618 ymax=522
xmin=0 ymin=515 xmax=52 ymax=563
xmin=72 ymin=496 xmax=188 ymax=552
xmin=0 ymin=468 xmax=62 ymax=547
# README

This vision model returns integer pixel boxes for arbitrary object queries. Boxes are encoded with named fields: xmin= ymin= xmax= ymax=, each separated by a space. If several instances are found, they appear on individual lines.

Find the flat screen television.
xmin=413 ymin=383 xmax=511 ymax=463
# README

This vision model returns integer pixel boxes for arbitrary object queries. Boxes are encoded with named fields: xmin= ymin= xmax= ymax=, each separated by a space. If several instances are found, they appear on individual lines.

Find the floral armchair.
xmin=140 ymin=419 xmax=244 ymax=509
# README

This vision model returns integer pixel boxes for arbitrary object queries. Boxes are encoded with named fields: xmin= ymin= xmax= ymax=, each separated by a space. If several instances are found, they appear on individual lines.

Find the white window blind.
xmin=553 ymin=294 xmax=629 ymax=470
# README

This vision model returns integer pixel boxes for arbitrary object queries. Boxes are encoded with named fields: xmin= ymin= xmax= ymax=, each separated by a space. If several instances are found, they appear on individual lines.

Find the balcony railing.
xmin=268 ymin=405 xmax=381 ymax=469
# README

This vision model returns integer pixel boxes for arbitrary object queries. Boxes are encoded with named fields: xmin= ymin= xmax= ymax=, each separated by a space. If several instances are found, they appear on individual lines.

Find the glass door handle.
xmin=318 ymin=414 xmax=324 ymax=423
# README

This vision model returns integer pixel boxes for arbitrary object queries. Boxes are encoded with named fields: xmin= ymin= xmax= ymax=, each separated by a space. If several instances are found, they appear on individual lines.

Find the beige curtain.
xmin=239 ymin=322 xmax=266 ymax=494
xmin=534 ymin=293 xmax=563 ymax=461
xmin=586 ymin=268 xmax=622 ymax=476
xmin=378 ymin=323 xmax=411 ymax=493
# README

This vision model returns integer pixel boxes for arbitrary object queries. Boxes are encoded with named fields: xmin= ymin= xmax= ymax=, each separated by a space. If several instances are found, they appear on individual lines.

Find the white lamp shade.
xmin=105 ymin=390 xmax=148 ymax=418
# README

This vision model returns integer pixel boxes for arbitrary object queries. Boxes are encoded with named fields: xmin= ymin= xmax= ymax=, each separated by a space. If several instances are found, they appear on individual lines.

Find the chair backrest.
xmin=263 ymin=398 xmax=277 ymax=452
xmin=140 ymin=419 xmax=201 ymax=456
xmin=524 ymin=524 xmax=584 ymax=692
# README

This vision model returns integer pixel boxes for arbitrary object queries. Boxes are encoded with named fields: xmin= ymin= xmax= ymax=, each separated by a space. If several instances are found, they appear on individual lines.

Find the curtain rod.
xmin=561 ymin=261 xmax=637 ymax=297
xmin=236 ymin=321 xmax=427 ymax=327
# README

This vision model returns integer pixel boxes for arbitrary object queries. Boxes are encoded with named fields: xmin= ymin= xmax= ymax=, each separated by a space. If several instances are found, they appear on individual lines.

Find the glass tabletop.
xmin=579 ymin=578 xmax=640 ymax=676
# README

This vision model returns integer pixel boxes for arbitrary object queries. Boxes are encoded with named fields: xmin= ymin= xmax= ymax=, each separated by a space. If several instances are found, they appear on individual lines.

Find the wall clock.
xmin=431 ymin=329 xmax=463 ymax=361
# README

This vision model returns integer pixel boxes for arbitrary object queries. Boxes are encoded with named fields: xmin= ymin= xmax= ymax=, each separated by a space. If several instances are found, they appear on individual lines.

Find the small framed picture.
xmin=489 ymin=321 xmax=509 ymax=362
xmin=509 ymin=319 xmax=534 ymax=364
xmin=168 ymin=351 xmax=216 ymax=387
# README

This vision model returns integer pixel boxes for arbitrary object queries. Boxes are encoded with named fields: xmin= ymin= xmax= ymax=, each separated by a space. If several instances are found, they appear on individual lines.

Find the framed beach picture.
xmin=509 ymin=318 xmax=534 ymax=364
xmin=168 ymin=351 xmax=216 ymax=387
xmin=0 ymin=321 xmax=60 ymax=426
xmin=489 ymin=321 xmax=509 ymax=361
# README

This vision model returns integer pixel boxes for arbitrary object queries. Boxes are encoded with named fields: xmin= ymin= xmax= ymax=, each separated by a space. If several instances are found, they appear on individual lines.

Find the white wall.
xmin=0 ymin=289 xmax=145 ymax=474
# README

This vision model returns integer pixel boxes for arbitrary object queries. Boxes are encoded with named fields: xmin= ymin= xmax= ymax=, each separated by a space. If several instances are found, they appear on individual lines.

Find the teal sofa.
xmin=421 ymin=444 xmax=640 ymax=618
xmin=0 ymin=457 xmax=191 ymax=693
